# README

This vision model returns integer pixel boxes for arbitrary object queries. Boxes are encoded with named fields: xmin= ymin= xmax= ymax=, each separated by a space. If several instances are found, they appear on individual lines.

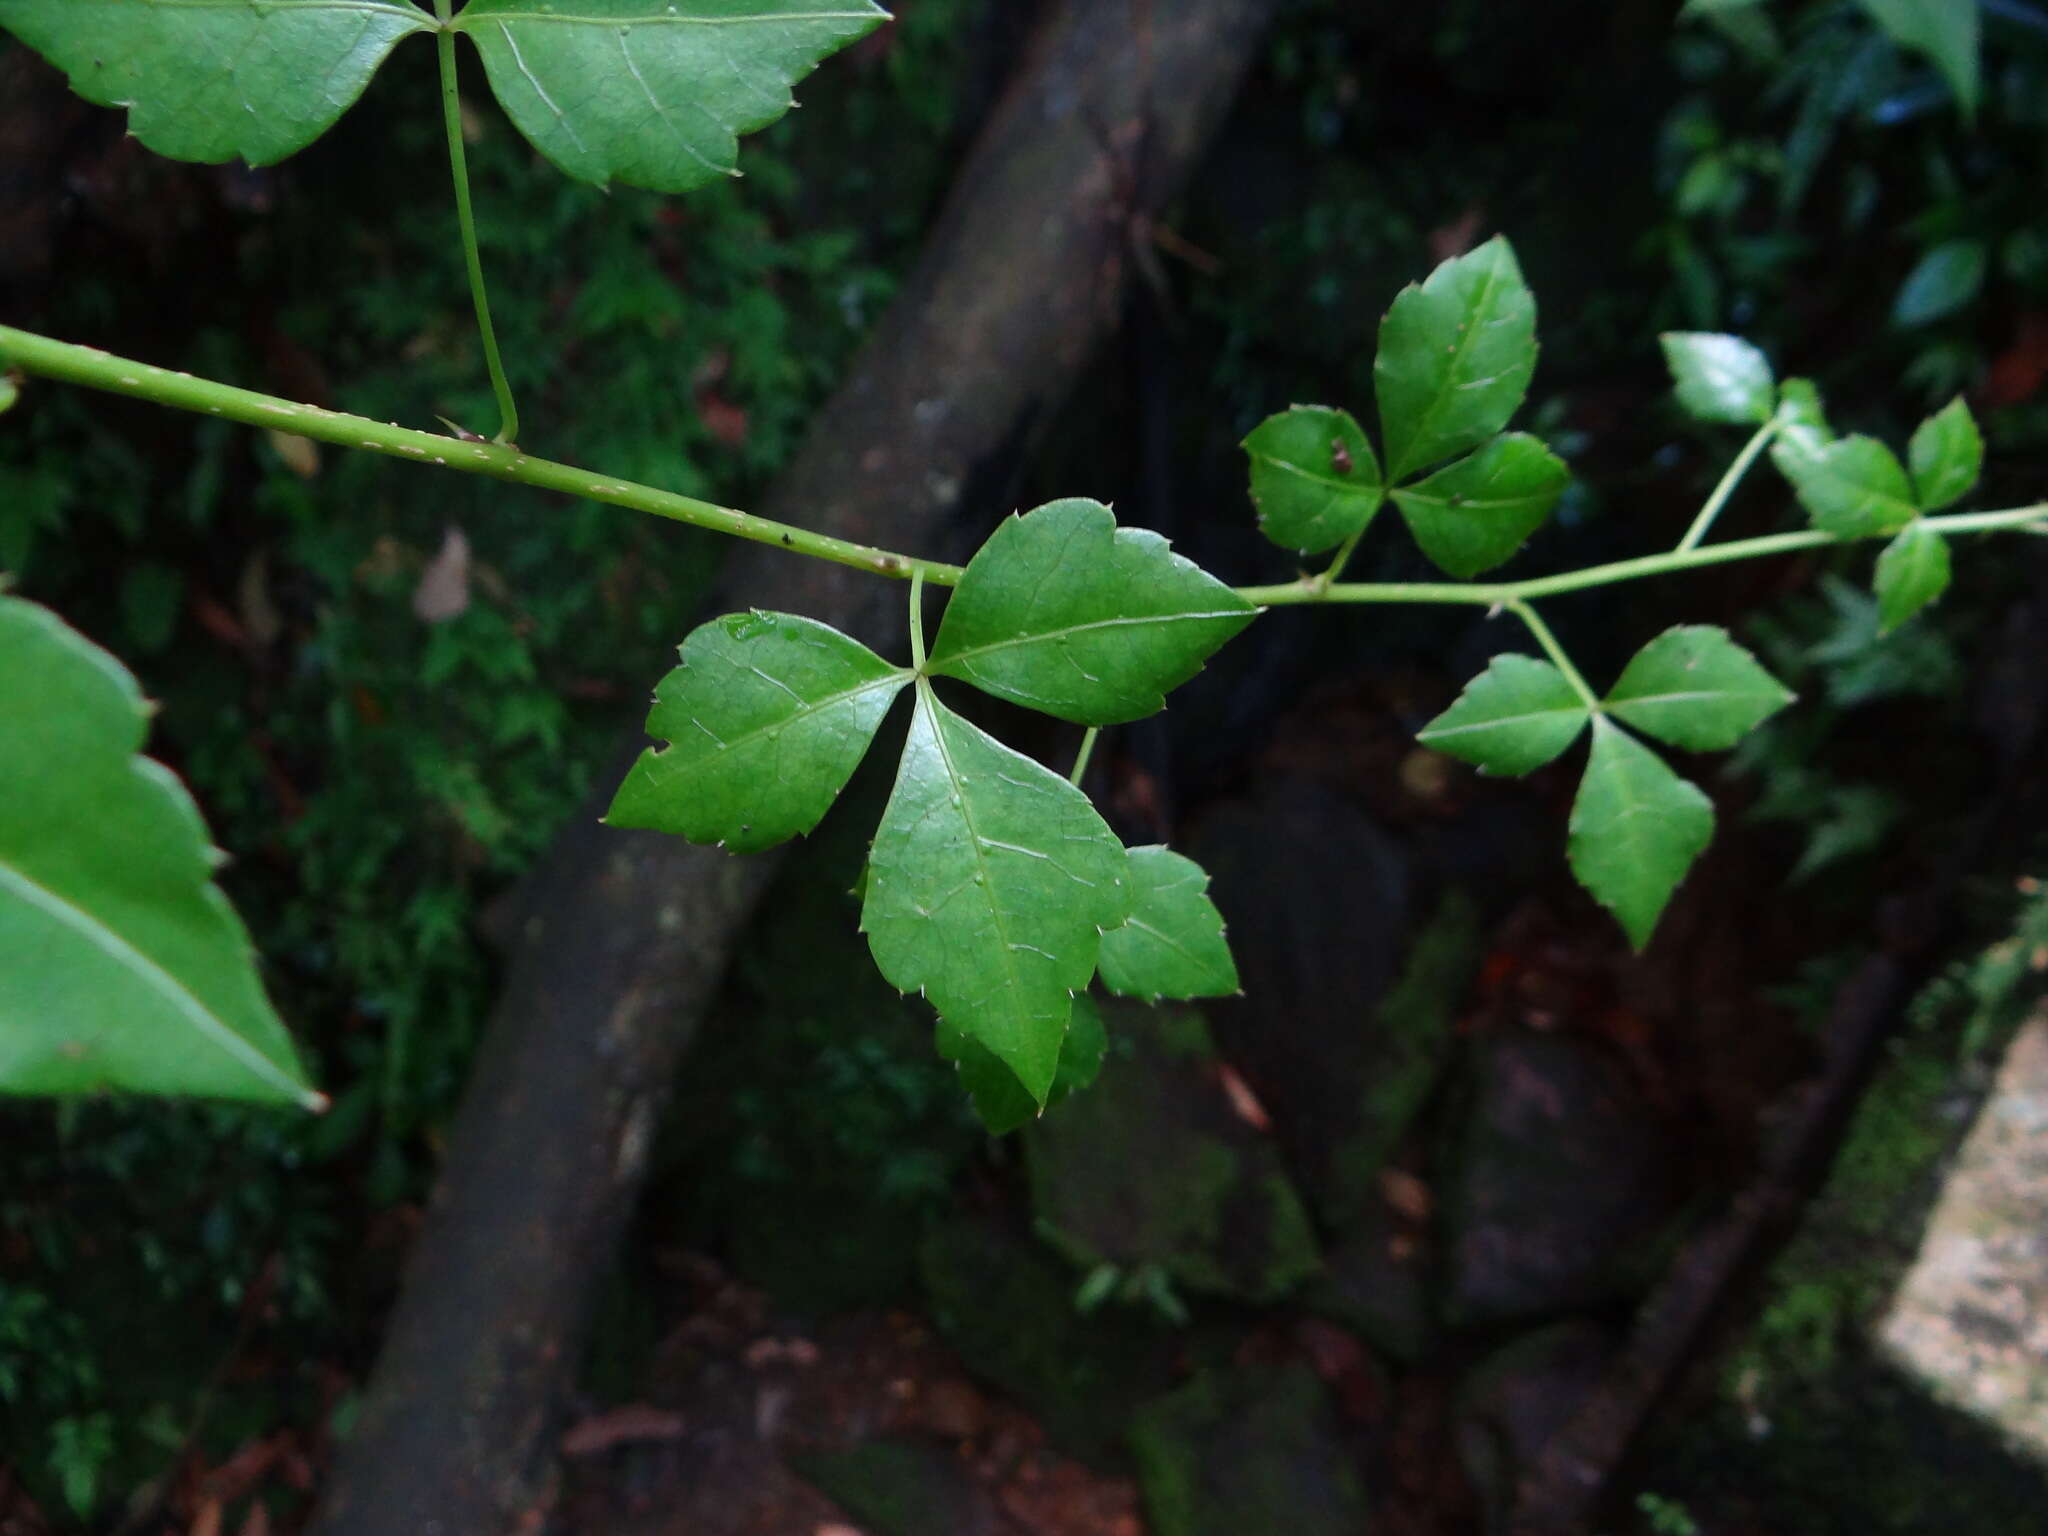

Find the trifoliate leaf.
xmin=451 ymin=0 xmax=888 ymax=194
xmin=1858 ymin=0 xmax=1979 ymax=118
xmin=1375 ymin=236 xmax=1538 ymax=481
xmin=1416 ymin=654 xmax=1590 ymax=775
xmin=1660 ymin=332 xmax=1775 ymax=425
xmin=0 ymin=0 xmax=432 ymax=165
xmin=1873 ymin=520 xmax=1952 ymax=632
xmin=927 ymin=499 xmax=1256 ymax=726
xmin=607 ymin=611 xmax=907 ymax=852
xmin=1095 ymin=847 xmax=1238 ymax=1002
xmin=1775 ymin=378 xmax=1833 ymax=454
xmin=1389 ymin=432 xmax=1567 ymax=578
xmin=1604 ymin=624 xmax=1794 ymax=752
xmin=0 ymin=595 xmax=318 ymax=1105
xmin=939 ymin=994 xmax=1107 ymax=1136
xmin=1907 ymin=395 xmax=1981 ymax=511
xmin=1567 ymin=718 xmax=1715 ymax=951
xmin=1771 ymin=433 xmax=1917 ymax=537
xmin=1242 ymin=406 xmax=1384 ymax=555
xmin=861 ymin=682 xmax=1130 ymax=1103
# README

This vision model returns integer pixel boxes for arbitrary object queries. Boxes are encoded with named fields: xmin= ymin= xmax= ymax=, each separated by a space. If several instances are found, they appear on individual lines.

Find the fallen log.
xmin=309 ymin=1 xmax=1277 ymax=1529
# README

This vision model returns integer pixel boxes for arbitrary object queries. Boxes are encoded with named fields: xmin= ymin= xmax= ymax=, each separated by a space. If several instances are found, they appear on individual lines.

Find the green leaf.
xmin=1892 ymin=238 xmax=1987 ymax=326
xmin=1774 ymin=377 xmax=1834 ymax=455
xmin=1415 ymin=654 xmax=1590 ymax=775
xmin=0 ymin=596 xmax=318 ymax=1105
xmin=1389 ymin=432 xmax=1567 ymax=578
xmin=1242 ymin=406 xmax=1384 ymax=555
xmin=1604 ymin=624 xmax=1793 ymax=751
xmin=1095 ymin=847 xmax=1238 ymax=1002
xmin=1374 ymin=236 xmax=1539 ymax=481
xmin=1567 ymin=718 xmax=1715 ymax=951
xmin=606 ymin=611 xmax=907 ymax=852
xmin=861 ymin=682 xmax=1130 ymax=1103
xmin=1874 ymin=520 xmax=1952 ymax=631
xmin=1771 ymin=433 xmax=1918 ymax=537
xmin=1907 ymin=396 xmax=1982 ymax=510
xmin=938 ymin=993 xmax=1107 ymax=1136
xmin=0 ymin=0 xmax=432 ymax=165
xmin=1857 ymin=0 xmax=1981 ymax=117
xmin=1660 ymin=333 xmax=1775 ymax=425
xmin=927 ymin=498 xmax=1256 ymax=727
xmin=450 ymin=0 xmax=888 ymax=194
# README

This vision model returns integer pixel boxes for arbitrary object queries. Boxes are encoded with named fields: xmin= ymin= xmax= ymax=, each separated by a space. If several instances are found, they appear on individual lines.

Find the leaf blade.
xmin=1567 ymin=718 xmax=1715 ymax=951
xmin=1771 ymin=433 xmax=1918 ymax=537
xmin=0 ymin=596 xmax=317 ymax=1105
xmin=1857 ymin=0 xmax=1981 ymax=117
xmin=927 ymin=499 xmax=1256 ymax=726
xmin=1374 ymin=236 xmax=1539 ymax=481
xmin=1604 ymin=624 xmax=1794 ymax=751
xmin=606 ymin=611 xmax=907 ymax=852
xmin=1242 ymin=406 xmax=1384 ymax=555
xmin=1095 ymin=847 xmax=1238 ymax=1002
xmin=0 ymin=0 xmax=432 ymax=165
xmin=1907 ymin=395 xmax=1982 ymax=511
xmin=939 ymin=993 xmax=1107 ymax=1135
xmin=1874 ymin=520 xmax=1952 ymax=632
xmin=1388 ymin=432 xmax=1567 ymax=578
xmin=1416 ymin=654 xmax=1590 ymax=775
xmin=452 ymin=0 xmax=889 ymax=193
xmin=861 ymin=684 xmax=1129 ymax=1103
xmin=1660 ymin=332 xmax=1775 ymax=425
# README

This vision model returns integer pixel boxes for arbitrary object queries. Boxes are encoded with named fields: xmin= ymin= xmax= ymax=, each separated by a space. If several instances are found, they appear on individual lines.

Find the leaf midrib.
xmin=1420 ymin=703 xmax=1586 ymax=742
xmin=0 ymin=858 xmax=311 ymax=1104
xmin=656 ymin=668 xmax=906 ymax=767
xmin=932 ymin=608 xmax=1252 ymax=673
xmin=453 ymin=8 xmax=881 ymax=27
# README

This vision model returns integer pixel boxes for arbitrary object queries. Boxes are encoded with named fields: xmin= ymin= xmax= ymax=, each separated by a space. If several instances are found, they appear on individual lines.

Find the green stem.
xmin=908 ymin=567 xmax=928 ymax=670
xmin=1069 ymin=726 xmax=1100 ymax=786
xmin=435 ymin=1 xmax=519 ymax=445
xmin=1675 ymin=419 xmax=1777 ymax=553
xmin=1239 ymin=504 xmax=2048 ymax=608
xmin=1313 ymin=518 xmax=1372 ymax=593
xmin=0 ymin=326 xmax=964 ymax=585
xmin=1507 ymin=598 xmax=1600 ymax=710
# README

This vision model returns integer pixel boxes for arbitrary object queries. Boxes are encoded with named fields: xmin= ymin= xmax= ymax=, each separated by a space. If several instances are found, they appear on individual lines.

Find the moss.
xmin=793 ymin=1440 xmax=974 ymax=1536
xmin=1130 ymin=1365 xmax=1369 ymax=1536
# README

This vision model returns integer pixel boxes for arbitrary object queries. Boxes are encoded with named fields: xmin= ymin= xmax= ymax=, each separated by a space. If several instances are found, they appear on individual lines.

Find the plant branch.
xmin=1239 ymin=504 xmax=2048 ymax=608
xmin=0 ymin=326 xmax=965 ymax=586
xmin=1675 ymin=418 xmax=1776 ymax=553
xmin=434 ymin=2 xmax=519 ymax=445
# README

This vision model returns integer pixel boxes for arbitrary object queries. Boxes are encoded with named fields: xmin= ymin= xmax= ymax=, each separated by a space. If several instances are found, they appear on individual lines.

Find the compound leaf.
xmin=451 ymin=0 xmax=888 ymax=193
xmin=939 ymin=993 xmax=1106 ymax=1135
xmin=1389 ymin=432 xmax=1567 ymax=578
xmin=1604 ymin=624 xmax=1793 ymax=751
xmin=0 ymin=0 xmax=432 ymax=165
xmin=928 ymin=498 xmax=1256 ymax=726
xmin=861 ymin=682 xmax=1130 ymax=1104
xmin=1375 ymin=236 xmax=1538 ymax=481
xmin=1242 ymin=406 xmax=1384 ymax=555
xmin=1857 ymin=0 xmax=1980 ymax=118
xmin=1416 ymin=653 xmax=1590 ymax=775
xmin=0 ymin=596 xmax=318 ymax=1106
xmin=1660 ymin=332 xmax=1775 ymax=425
xmin=606 ymin=611 xmax=907 ymax=852
xmin=1772 ymin=432 xmax=1917 ymax=537
xmin=1907 ymin=395 xmax=1981 ymax=511
xmin=1567 ymin=718 xmax=1715 ymax=951
xmin=1874 ymin=519 xmax=1952 ymax=632
xmin=1095 ymin=847 xmax=1238 ymax=1002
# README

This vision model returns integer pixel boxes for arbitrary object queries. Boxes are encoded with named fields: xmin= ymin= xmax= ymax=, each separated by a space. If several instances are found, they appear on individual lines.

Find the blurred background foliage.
xmin=7 ymin=0 xmax=2048 ymax=1528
